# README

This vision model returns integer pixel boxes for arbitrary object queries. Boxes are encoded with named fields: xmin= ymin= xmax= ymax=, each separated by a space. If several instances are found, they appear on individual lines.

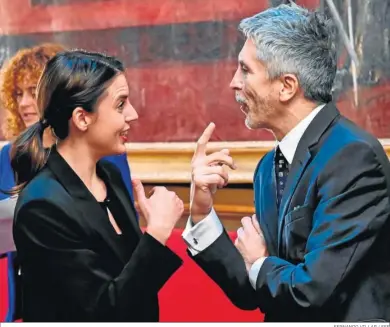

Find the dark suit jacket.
xmin=13 ymin=148 xmax=182 ymax=322
xmin=0 ymin=142 xmax=137 ymax=321
xmin=191 ymin=104 xmax=390 ymax=322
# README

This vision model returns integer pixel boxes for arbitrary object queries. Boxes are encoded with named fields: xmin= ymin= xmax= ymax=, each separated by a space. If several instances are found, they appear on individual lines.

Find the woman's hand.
xmin=132 ymin=179 xmax=184 ymax=245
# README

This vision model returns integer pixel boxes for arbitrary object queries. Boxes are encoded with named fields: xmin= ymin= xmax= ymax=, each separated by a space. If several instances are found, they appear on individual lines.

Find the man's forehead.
xmin=238 ymin=38 xmax=257 ymax=61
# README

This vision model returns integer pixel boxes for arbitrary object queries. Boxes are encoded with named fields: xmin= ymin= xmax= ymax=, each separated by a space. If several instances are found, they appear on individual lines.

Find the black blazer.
xmin=13 ymin=148 xmax=182 ymax=322
xmin=191 ymin=104 xmax=390 ymax=322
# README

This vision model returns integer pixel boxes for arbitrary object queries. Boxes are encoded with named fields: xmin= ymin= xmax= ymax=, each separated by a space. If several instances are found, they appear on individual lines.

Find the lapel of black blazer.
xmin=46 ymin=147 xmax=139 ymax=264
xmin=277 ymin=103 xmax=340 ymax=254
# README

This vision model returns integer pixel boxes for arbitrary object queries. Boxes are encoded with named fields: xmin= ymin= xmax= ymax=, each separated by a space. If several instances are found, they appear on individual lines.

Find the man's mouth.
xmin=239 ymin=103 xmax=249 ymax=114
xmin=235 ymin=94 xmax=248 ymax=114
xmin=237 ymin=99 xmax=250 ymax=115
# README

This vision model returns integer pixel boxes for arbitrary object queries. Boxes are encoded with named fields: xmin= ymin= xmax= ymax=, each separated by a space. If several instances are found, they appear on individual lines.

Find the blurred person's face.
xmin=15 ymin=78 xmax=39 ymax=128
xmin=82 ymin=73 xmax=139 ymax=158
xmin=230 ymin=39 xmax=280 ymax=130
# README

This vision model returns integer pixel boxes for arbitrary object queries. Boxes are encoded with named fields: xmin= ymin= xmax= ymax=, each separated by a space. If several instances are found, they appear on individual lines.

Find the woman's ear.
xmin=71 ymin=107 xmax=92 ymax=132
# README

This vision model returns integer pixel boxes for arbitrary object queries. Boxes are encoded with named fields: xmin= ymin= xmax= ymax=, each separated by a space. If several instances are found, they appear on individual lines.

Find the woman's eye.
xmin=117 ymin=101 xmax=125 ymax=111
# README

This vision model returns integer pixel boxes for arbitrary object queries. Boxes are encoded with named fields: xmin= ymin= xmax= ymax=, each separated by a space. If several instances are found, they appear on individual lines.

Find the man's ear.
xmin=279 ymin=74 xmax=299 ymax=103
xmin=71 ymin=107 xmax=93 ymax=132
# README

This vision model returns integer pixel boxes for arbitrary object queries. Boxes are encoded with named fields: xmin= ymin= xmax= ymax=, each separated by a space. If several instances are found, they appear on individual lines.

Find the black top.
xmin=98 ymin=182 xmax=138 ymax=263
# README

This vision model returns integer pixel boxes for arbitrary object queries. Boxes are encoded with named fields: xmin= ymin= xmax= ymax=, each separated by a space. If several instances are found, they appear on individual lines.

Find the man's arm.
xmin=182 ymin=208 xmax=223 ymax=255
xmin=182 ymin=208 xmax=260 ymax=310
xmin=182 ymin=123 xmax=259 ymax=310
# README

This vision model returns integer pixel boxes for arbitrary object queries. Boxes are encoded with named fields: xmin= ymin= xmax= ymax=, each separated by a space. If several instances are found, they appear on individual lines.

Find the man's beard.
xmin=235 ymin=93 xmax=252 ymax=130
xmin=245 ymin=116 xmax=254 ymax=130
xmin=236 ymin=91 xmax=271 ymax=130
xmin=235 ymin=93 xmax=247 ymax=109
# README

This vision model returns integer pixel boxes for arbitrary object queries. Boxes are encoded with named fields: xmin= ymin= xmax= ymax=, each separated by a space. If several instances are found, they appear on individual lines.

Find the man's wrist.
xmin=190 ymin=204 xmax=212 ymax=224
xmin=190 ymin=212 xmax=211 ymax=224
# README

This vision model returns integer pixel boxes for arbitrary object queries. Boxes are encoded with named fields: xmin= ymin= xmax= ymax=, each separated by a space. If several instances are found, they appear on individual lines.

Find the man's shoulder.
xmin=323 ymin=114 xmax=385 ymax=156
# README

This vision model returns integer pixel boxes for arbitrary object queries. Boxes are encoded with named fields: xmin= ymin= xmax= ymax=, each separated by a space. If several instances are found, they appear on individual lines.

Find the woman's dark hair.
xmin=10 ymin=49 xmax=124 ymax=193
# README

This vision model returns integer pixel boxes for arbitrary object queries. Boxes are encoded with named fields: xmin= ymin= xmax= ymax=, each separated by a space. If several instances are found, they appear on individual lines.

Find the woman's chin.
xmin=115 ymin=143 xmax=127 ymax=155
xmin=101 ymin=144 xmax=126 ymax=157
xmin=24 ymin=119 xmax=39 ymax=128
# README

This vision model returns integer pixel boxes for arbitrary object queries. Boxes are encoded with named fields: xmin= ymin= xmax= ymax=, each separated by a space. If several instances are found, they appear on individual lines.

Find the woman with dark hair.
xmin=11 ymin=50 xmax=184 ymax=322
xmin=0 ymin=44 xmax=137 ymax=322
xmin=0 ymin=43 xmax=136 ymax=203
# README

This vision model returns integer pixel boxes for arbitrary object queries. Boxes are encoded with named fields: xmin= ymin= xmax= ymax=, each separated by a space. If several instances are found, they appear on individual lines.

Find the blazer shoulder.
xmin=328 ymin=116 xmax=385 ymax=157
xmin=16 ymin=168 xmax=71 ymax=213
xmin=317 ymin=117 xmax=390 ymax=182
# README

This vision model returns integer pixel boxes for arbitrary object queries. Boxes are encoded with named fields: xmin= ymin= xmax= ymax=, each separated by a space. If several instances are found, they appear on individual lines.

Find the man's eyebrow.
xmin=239 ymin=59 xmax=250 ymax=69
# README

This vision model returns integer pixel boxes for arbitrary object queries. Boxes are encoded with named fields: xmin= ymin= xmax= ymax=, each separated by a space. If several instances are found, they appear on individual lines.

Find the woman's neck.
xmin=56 ymin=140 xmax=101 ymax=193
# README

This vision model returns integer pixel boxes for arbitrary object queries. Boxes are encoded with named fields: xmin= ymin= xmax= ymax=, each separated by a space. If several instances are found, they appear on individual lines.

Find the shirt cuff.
xmin=249 ymin=256 xmax=268 ymax=289
xmin=181 ymin=207 xmax=223 ymax=256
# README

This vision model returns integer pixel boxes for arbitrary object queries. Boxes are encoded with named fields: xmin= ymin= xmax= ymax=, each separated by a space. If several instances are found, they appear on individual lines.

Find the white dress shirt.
xmin=182 ymin=104 xmax=325 ymax=288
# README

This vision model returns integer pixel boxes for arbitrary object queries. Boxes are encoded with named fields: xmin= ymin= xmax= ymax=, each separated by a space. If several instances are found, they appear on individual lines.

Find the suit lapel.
xmin=277 ymin=150 xmax=311 ymax=254
xmin=46 ymin=148 xmax=134 ymax=264
xmin=254 ymin=151 xmax=279 ymax=256
xmin=276 ymin=103 xmax=340 ymax=253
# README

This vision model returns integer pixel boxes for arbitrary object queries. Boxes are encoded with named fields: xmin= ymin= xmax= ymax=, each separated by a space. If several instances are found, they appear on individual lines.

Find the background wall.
xmin=0 ymin=0 xmax=389 ymax=142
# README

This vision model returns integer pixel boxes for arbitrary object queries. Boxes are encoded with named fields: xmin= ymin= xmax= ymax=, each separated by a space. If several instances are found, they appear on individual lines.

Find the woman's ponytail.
xmin=10 ymin=119 xmax=50 ymax=194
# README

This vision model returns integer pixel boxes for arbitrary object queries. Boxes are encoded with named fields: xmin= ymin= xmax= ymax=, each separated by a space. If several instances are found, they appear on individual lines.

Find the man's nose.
xmin=230 ymin=68 xmax=243 ymax=91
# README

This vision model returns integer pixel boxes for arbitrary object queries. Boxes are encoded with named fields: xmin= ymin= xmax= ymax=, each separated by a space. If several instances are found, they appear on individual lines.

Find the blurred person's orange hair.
xmin=0 ymin=43 xmax=66 ymax=140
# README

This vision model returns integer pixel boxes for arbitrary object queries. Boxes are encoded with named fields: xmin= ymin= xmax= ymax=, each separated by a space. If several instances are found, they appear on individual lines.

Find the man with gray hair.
xmin=183 ymin=3 xmax=390 ymax=322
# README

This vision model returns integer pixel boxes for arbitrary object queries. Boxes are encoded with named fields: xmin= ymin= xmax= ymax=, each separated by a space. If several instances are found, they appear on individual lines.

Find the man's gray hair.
xmin=239 ymin=3 xmax=337 ymax=103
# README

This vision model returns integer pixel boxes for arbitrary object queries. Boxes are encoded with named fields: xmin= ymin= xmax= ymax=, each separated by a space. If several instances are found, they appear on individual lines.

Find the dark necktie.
xmin=275 ymin=147 xmax=289 ymax=208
